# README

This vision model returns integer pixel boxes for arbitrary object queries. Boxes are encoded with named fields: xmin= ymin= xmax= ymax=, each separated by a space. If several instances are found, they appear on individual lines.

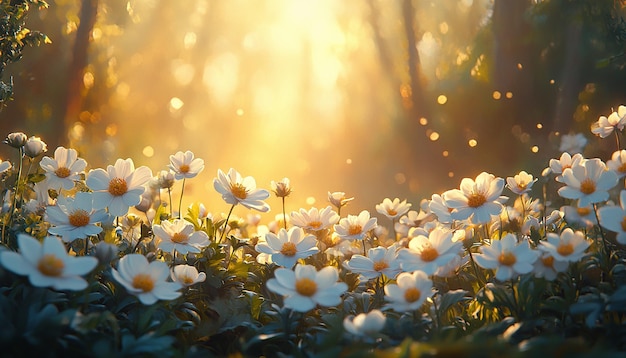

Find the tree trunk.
xmin=62 ymin=0 xmax=98 ymax=147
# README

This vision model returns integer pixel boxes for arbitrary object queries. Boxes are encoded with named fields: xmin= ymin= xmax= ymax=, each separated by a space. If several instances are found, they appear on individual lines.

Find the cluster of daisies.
xmin=0 ymin=102 xmax=625 ymax=339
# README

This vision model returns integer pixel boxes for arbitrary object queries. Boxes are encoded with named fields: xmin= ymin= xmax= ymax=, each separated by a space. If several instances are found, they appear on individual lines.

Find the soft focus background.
xmin=2 ymin=0 xmax=626 ymax=220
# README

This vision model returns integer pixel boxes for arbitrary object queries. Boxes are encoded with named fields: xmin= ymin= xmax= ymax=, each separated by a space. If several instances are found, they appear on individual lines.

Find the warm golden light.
xmin=468 ymin=139 xmax=477 ymax=147
xmin=437 ymin=95 xmax=448 ymax=104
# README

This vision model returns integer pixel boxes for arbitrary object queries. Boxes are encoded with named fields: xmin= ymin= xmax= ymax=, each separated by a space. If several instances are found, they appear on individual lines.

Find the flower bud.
xmin=23 ymin=136 xmax=47 ymax=158
xmin=94 ymin=241 xmax=118 ymax=264
xmin=4 ymin=132 xmax=27 ymax=148
xmin=271 ymin=177 xmax=292 ymax=198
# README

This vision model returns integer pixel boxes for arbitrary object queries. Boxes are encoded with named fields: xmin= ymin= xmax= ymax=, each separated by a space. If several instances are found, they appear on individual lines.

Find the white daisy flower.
xmin=591 ymin=105 xmax=626 ymax=138
xmin=171 ymin=264 xmax=206 ymax=287
xmin=46 ymin=192 xmax=109 ymax=243
xmin=506 ymin=170 xmax=538 ymax=195
xmin=397 ymin=227 xmax=463 ymax=276
xmin=343 ymin=245 xmax=402 ymax=281
xmin=0 ymin=234 xmax=97 ymax=291
xmin=532 ymin=252 xmax=569 ymax=281
xmin=383 ymin=270 xmax=434 ymax=312
xmin=598 ymin=190 xmax=626 ymax=245
xmin=39 ymin=146 xmax=87 ymax=191
xmin=606 ymin=150 xmax=626 ymax=178
xmin=548 ymin=152 xmax=584 ymax=183
xmin=254 ymin=227 xmax=319 ymax=268
xmin=343 ymin=310 xmax=386 ymax=337
xmin=375 ymin=197 xmax=411 ymax=220
xmin=168 ymin=150 xmax=204 ymax=180
xmin=539 ymin=228 xmax=590 ymax=263
xmin=112 ymin=254 xmax=182 ymax=305
xmin=289 ymin=206 xmax=339 ymax=232
xmin=473 ymin=233 xmax=540 ymax=281
xmin=442 ymin=172 xmax=505 ymax=225
xmin=266 ymin=264 xmax=348 ymax=312
xmin=557 ymin=158 xmax=618 ymax=207
xmin=334 ymin=210 xmax=378 ymax=241
xmin=153 ymin=218 xmax=210 ymax=255
xmin=213 ymin=168 xmax=270 ymax=212
xmin=271 ymin=177 xmax=292 ymax=198
xmin=86 ymin=158 xmax=153 ymax=217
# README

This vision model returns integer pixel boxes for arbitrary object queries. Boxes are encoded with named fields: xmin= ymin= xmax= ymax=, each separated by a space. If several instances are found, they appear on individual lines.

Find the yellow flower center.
xmin=373 ymin=260 xmax=389 ymax=272
xmin=517 ymin=183 xmax=528 ymax=191
xmin=230 ymin=183 xmax=248 ymax=199
xmin=577 ymin=207 xmax=591 ymax=216
xmin=579 ymin=178 xmax=596 ymax=195
xmin=132 ymin=273 xmax=155 ymax=292
xmin=557 ymin=242 xmax=574 ymax=256
xmin=295 ymin=277 xmax=317 ymax=297
xmin=179 ymin=164 xmax=190 ymax=173
xmin=387 ymin=209 xmax=398 ymax=216
xmin=280 ymin=242 xmax=297 ymax=256
xmin=404 ymin=287 xmax=421 ymax=303
xmin=618 ymin=162 xmax=626 ymax=174
xmin=55 ymin=166 xmax=71 ymax=178
xmin=37 ymin=254 xmax=64 ymax=277
xmin=68 ymin=209 xmax=90 ymax=227
xmin=498 ymin=252 xmax=517 ymax=266
xmin=108 ymin=177 xmax=128 ymax=196
xmin=308 ymin=221 xmax=322 ymax=229
xmin=621 ymin=217 xmax=626 ymax=232
xmin=182 ymin=276 xmax=195 ymax=285
xmin=348 ymin=224 xmax=362 ymax=236
xmin=171 ymin=232 xmax=189 ymax=244
xmin=420 ymin=246 xmax=439 ymax=262
xmin=467 ymin=193 xmax=487 ymax=208
xmin=541 ymin=255 xmax=554 ymax=268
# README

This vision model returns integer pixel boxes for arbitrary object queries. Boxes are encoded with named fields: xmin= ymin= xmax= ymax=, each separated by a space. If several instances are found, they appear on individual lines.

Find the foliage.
xmin=0 ymin=0 xmax=50 ymax=108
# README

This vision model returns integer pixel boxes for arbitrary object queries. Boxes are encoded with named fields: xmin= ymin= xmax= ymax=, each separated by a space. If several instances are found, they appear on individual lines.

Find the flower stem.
xmin=219 ymin=204 xmax=236 ymax=243
xmin=178 ymin=178 xmax=186 ymax=219
xmin=167 ymin=187 xmax=173 ymax=217
xmin=282 ymin=196 xmax=287 ymax=230
xmin=615 ymin=129 xmax=622 ymax=152
xmin=592 ymin=203 xmax=610 ymax=268
xmin=3 ymin=147 xmax=24 ymax=244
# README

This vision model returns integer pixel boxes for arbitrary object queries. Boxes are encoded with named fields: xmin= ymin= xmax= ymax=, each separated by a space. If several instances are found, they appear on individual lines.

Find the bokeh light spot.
xmin=306 ymin=197 xmax=316 ymax=206
xmin=142 ymin=146 xmax=154 ymax=158
xmin=468 ymin=139 xmax=477 ymax=147
xmin=437 ymin=95 xmax=447 ymax=104
xmin=429 ymin=132 xmax=440 ymax=141
xmin=492 ymin=91 xmax=501 ymax=100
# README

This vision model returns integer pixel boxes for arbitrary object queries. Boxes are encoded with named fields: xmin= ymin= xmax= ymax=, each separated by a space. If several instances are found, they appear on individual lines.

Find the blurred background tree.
xmin=2 ymin=0 xmax=626 ymax=218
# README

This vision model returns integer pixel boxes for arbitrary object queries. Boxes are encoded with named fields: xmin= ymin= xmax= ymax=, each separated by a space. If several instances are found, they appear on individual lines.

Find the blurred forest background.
xmin=2 ymin=0 xmax=626 ymax=219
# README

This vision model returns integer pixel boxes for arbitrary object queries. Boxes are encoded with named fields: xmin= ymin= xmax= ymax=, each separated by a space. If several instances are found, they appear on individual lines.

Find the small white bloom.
xmin=559 ymin=133 xmax=587 ymax=154
xmin=598 ymin=190 xmax=626 ymax=245
xmin=289 ymin=206 xmax=339 ymax=232
xmin=606 ymin=150 xmax=626 ymax=178
xmin=548 ymin=152 xmax=584 ymax=183
xmin=0 ymin=234 xmax=97 ymax=291
xmin=39 ymin=146 xmax=87 ymax=191
xmin=557 ymin=158 xmax=618 ymax=207
xmin=255 ymin=227 xmax=319 ymax=268
xmin=398 ymin=227 xmax=463 ymax=276
xmin=539 ymin=228 xmax=590 ymax=263
xmin=153 ymin=218 xmax=211 ymax=255
xmin=506 ymin=171 xmax=537 ymax=195
xmin=591 ymin=106 xmax=626 ymax=138
xmin=328 ymin=191 xmax=354 ymax=210
xmin=473 ymin=233 xmax=540 ymax=281
xmin=112 ymin=254 xmax=182 ymax=305
xmin=171 ymin=264 xmax=206 ymax=287
xmin=343 ymin=245 xmax=402 ymax=281
xmin=375 ymin=198 xmax=411 ymax=220
xmin=533 ymin=252 xmax=569 ymax=281
xmin=266 ymin=264 xmax=348 ymax=312
xmin=442 ymin=172 xmax=505 ymax=225
xmin=213 ymin=168 xmax=270 ymax=212
xmin=86 ymin=158 xmax=153 ymax=217
xmin=169 ymin=150 xmax=204 ymax=180
xmin=384 ymin=270 xmax=434 ymax=312
xmin=46 ymin=192 xmax=109 ymax=243
xmin=343 ymin=310 xmax=386 ymax=337
xmin=334 ymin=210 xmax=378 ymax=241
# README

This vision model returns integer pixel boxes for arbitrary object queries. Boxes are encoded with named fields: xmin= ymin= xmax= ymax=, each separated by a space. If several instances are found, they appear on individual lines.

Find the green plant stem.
xmin=3 ymin=147 xmax=24 ymax=245
xmin=167 ymin=187 xmax=173 ymax=217
xmin=467 ymin=247 xmax=484 ymax=287
xmin=219 ymin=204 xmax=236 ymax=243
xmin=282 ymin=196 xmax=287 ymax=230
xmin=178 ymin=178 xmax=186 ymax=219
xmin=592 ymin=203 xmax=610 ymax=267
xmin=615 ymin=129 xmax=622 ymax=152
